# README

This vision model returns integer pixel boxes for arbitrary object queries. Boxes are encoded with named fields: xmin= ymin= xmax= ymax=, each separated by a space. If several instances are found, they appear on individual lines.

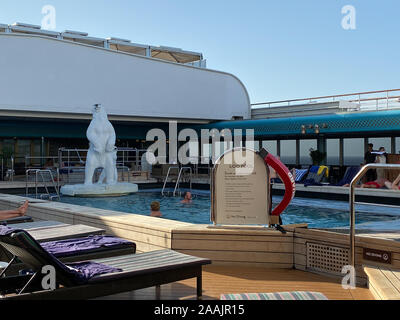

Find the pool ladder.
xmin=161 ymin=166 xmax=192 ymax=197
xmin=25 ymin=169 xmax=61 ymax=200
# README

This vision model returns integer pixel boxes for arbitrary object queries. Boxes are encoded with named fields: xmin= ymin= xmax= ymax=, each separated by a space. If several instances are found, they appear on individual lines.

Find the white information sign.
xmin=211 ymin=148 xmax=269 ymax=225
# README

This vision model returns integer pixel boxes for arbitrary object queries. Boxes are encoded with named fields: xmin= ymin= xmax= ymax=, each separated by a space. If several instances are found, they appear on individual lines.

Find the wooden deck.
xmin=98 ymin=265 xmax=374 ymax=300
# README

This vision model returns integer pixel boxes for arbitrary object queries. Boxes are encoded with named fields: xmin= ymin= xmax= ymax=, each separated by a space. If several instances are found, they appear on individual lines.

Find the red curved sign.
xmin=259 ymin=148 xmax=296 ymax=216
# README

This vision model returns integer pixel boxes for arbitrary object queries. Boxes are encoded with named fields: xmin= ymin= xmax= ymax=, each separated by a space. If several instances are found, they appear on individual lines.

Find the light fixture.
xmin=301 ymin=125 xmax=306 ymax=134
xmin=314 ymin=124 xmax=320 ymax=134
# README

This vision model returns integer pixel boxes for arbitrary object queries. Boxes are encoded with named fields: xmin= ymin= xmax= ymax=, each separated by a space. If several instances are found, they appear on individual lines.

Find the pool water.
xmin=57 ymin=189 xmax=400 ymax=229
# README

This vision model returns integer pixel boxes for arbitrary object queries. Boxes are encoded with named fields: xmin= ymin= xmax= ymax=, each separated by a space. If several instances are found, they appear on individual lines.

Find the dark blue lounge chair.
xmin=330 ymin=166 xmax=360 ymax=186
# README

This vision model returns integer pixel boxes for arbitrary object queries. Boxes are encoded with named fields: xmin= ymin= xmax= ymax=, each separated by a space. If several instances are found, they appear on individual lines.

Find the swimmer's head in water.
xmin=183 ymin=192 xmax=192 ymax=200
xmin=150 ymin=201 xmax=160 ymax=211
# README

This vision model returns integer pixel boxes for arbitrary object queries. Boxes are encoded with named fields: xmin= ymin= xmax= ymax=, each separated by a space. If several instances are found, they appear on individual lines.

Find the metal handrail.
xmin=26 ymin=168 xmax=60 ymax=200
xmin=161 ymin=166 xmax=179 ymax=196
xmin=252 ymin=88 xmax=400 ymax=108
xmin=349 ymin=163 xmax=400 ymax=267
xmin=173 ymin=167 xmax=192 ymax=197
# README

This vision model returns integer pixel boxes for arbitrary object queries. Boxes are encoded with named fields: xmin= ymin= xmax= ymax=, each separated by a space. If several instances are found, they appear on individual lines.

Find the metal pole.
xmin=35 ymin=170 xmax=38 ymax=199
xmin=41 ymin=137 xmax=45 ymax=167
xmin=11 ymin=156 xmax=14 ymax=182
xmin=387 ymin=90 xmax=389 ymax=109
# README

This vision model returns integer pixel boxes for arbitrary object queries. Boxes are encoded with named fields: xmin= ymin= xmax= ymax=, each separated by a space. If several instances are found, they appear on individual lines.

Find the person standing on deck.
xmin=0 ymin=200 xmax=29 ymax=221
xmin=364 ymin=143 xmax=377 ymax=182
xmin=375 ymin=147 xmax=387 ymax=180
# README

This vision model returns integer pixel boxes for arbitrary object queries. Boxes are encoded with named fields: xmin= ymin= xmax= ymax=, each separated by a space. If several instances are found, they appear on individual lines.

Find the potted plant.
xmin=309 ymin=148 xmax=327 ymax=165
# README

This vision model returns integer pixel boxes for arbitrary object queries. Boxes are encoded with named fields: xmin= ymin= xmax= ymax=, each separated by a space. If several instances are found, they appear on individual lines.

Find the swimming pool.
xmin=57 ymin=189 xmax=400 ymax=229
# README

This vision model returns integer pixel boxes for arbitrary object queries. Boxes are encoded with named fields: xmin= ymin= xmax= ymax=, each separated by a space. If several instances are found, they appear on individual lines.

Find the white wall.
xmin=0 ymin=34 xmax=250 ymax=120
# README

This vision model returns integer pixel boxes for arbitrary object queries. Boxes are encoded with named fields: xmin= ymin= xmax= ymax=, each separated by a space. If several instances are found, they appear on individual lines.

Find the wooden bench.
xmin=364 ymin=265 xmax=400 ymax=300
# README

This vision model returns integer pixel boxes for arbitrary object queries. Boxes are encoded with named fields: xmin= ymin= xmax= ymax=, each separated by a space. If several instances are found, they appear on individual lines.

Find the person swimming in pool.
xmin=0 ymin=200 xmax=29 ymax=221
xmin=150 ymin=201 xmax=162 ymax=217
xmin=181 ymin=191 xmax=192 ymax=204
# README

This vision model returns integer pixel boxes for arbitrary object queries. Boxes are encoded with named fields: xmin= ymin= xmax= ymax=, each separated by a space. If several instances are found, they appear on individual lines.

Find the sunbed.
xmin=330 ymin=166 xmax=360 ymax=186
xmin=293 ymin=168 xmax=308 ymax=183
xmin=0 ymin=226 xmax=211 ymax=300
xmin=25 ymin=224 xmax=105 ymax=242
xmin=303 ymin=166 xmax=328 ymax=186
xmin=0 ymin=222 xmax=136 ymax=275
xmin=0 ymin=216 xmax=33 ymax=225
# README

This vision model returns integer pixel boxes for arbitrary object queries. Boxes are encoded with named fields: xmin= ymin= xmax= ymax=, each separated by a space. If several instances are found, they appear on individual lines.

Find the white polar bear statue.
xmin=84 ymin=104 xmax=117 ymax=185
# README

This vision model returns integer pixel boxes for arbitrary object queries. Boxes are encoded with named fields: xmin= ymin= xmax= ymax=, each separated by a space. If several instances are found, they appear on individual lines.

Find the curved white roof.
xmin=0 ymin=32 xmax=251 ymax=122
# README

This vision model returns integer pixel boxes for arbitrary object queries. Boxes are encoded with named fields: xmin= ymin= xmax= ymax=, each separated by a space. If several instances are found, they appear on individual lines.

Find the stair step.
xmin=364 ymin=265 xmax=400 ymax=300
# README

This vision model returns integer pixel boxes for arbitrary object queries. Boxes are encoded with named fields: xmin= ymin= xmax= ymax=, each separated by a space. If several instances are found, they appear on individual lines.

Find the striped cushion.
xmin=220 ymin=291 xmax=328 ymax=300
xmin=294 ymin=169 xmax=308 ymax=182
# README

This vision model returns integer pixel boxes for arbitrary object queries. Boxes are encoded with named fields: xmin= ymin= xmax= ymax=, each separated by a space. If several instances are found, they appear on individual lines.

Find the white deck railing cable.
xmin=252 ymin=88 xmax=400 ymax=111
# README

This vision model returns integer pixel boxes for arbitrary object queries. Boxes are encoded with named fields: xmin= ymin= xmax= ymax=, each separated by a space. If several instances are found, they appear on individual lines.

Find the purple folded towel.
xmin=66 ymin=261 xmax=122 ymax=280
xmin=0 ymin=225 xmax=16 ymax=235
xmin=41 ymin=235 xmax=134 ymax=257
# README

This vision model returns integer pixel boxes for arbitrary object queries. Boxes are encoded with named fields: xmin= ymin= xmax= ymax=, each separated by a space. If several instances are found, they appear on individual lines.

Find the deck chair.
xmin=0 ymin=234 xmax=137 ymax=274
xmin=293 ymin=168 xmax=308 ymax=183
xmin=1 ymin=216 xmax=33 ymax=225
xmin=303 ymin=166 xmax=327 ymax=187
xmin=330 ymin=166 xmax=360 ymax=186
xmin=0 ymin=226 xmax=211 ymax=300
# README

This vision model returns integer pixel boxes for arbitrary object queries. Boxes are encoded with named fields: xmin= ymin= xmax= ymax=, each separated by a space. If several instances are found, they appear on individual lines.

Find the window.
xmin=344 ymin=138 xmax=364 ymax=165
xmin=300 ymin=140 xmax=317 ymax=165
xmin=280 ymin=140 xmax=296 ymax=165
xmin=327 ymin=139 xmax=340 ymax=165
xmin=262 ymin=141 xmax=277 ymax=156
xmin=368 ymin=137 xmax=391 ymax=153
xmin=16 ymin=140 xmax=31 ymax=164
xmin=245 ymin=141 xmax=259 ymax=151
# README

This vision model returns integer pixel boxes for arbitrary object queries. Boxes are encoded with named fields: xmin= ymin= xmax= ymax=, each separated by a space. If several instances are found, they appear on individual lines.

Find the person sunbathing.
xmin=150 ymin=201 xmax=162 ymax=217
xmin=360 ymin=178 xmax=389 ymax=189
xmin=384 ymin=173 xmax=400 ymax=190
xmin=0 ymin=200 xmax=29 ymax=221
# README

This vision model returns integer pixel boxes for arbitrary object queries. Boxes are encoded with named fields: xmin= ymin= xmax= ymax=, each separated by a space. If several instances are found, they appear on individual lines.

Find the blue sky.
xmin=1 ymin=0 xmax=399 ymax=103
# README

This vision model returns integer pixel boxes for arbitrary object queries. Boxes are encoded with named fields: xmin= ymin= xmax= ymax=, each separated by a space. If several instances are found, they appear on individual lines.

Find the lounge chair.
xmin=330 ymin=166 xmax=360 ymax=186
xmin=0 ymin=216 xmax=33 ymax=225
xmin=24 ymin=224 xmax=106 ymax=242
xmin=0 ymin=226 xmax=211 ymax=299
xmin=293 ymin=168 xmax=308 ymax=183
xmin=0 ymin=234 xmax=137 ymax=275
xmin=303 ymin=166 xmax=327 ymax=187
xmin=220 ymin=291 xmax=328 ymax=300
